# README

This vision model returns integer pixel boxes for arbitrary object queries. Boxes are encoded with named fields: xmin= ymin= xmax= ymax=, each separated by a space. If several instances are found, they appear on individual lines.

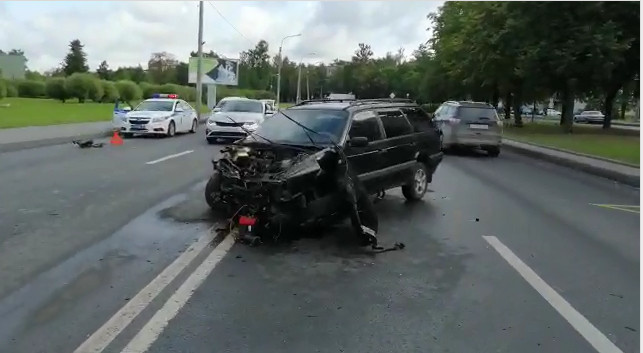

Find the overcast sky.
xmin=0 ymin=1 xmax=442 ymax=72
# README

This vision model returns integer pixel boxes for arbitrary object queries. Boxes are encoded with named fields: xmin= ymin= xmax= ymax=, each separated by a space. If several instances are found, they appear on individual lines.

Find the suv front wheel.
xmin=402 ymin=162 xmax=429 ymax=201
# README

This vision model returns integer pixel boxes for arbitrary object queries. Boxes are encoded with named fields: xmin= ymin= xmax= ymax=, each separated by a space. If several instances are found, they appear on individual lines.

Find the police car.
xmin=113 ymin=94 xmax=198 ymax=137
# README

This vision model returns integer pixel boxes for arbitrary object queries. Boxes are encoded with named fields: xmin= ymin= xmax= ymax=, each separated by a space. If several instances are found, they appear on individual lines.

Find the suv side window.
xmin=378 ymin=110 xmax=413 ymax=138
xmin=401 ymin=107 xmax=433 ymax=132
xmin=349 ymin=110 xmax=383 ymax=142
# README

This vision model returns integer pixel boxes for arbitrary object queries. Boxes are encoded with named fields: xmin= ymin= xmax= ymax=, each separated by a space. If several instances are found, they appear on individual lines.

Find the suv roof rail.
xmin=295 ymin=98 xmax=357 ymax=106
xmin=350 ymin=98 xmax=415 ymax=106
xmin=294 ymin=97 xmax=415 ymax=108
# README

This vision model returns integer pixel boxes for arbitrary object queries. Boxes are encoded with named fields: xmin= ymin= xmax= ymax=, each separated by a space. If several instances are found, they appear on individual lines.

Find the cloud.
xmin=1 ymin=1 xmax=441 ymax=72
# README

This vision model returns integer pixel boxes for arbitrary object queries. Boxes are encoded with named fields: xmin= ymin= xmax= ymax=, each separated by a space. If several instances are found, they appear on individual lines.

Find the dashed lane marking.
xmin=590 ymin=204 xmax=640 ymax=214
xmin=145 ymin=150 xmax=194 ymax=165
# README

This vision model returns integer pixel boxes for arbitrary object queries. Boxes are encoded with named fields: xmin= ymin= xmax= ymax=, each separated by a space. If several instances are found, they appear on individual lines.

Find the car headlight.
xmin=152 ymin=116 xmax=171 ymax=122
xmin=244 ymin=122 xmax=258 ymax=130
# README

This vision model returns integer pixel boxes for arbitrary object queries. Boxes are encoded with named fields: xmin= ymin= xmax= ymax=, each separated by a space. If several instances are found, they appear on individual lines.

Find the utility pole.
xmin=276 ymin=33 xmax=301 ymax=108
xmin=296 ymin=64 xmax=302 ymax=104
xmin=306 ymin=71 xmax=310 ymax=100
xmin=195 ymin=1 xmax=204 ymax=121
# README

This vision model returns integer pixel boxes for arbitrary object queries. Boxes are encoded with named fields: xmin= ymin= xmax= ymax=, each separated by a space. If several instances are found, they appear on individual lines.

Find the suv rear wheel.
xmin=402 ymin=162 xmax=429 ymax=201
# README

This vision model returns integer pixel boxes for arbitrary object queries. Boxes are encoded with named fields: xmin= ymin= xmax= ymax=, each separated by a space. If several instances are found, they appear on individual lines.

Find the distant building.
xmin=0 ymin=54 xmax=27 ymax=80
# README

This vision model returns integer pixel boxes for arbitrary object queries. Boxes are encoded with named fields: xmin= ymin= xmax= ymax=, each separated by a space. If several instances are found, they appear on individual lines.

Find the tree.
xmin=64 ymin=73 xmax=96 ymax=102
xmin=62 ymin=39 xmax=89 ymax=76
xmin=0 ymin=80 xmax=6 ymax=101
xmin=115 ymin=80 xmax=142 ymax=105
xmin=96 ymin=60 xmax=112 ymax=80
xmin=352 ymin=43 xmax=373 ymax=63
xmin=147 ymin=52 xmax=178 ymax=84
xmin=8 ymin=49 xmax=24 ymax=56
xmin=100 ymin=80 xmax=119 ymax=102
xmin=45 ymin=77 xmax=69 ymax=102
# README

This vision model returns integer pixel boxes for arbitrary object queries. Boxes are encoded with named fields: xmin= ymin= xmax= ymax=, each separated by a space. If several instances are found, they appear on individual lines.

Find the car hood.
xmin=280 ymin=150 xmax=325 ymax=178
xmin=126 ymin=111 xmax=174 ymax=119
xmin=211 ymin=111 xmax=264 ymax=123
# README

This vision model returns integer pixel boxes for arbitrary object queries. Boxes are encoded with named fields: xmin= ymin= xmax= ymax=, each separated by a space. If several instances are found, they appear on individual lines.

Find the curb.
xmin=503 ymin=139 xmax=640 ymax=187
xmin=0 ymin=130 xmax=114 ymax=153
xmin=0 ymin=120 xmax=210 ymax=154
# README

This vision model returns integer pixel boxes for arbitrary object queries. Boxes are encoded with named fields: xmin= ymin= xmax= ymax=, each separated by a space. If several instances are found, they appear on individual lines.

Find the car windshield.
xmin=248 ymin=109 xmax=349 ymax=145
xmin=221 ymin=100 xmax=263 ymax=113
xmin=134 ymin=100 xmax=175 ymax=112
xmin=457 ymin=107 xmax=498 ymax=121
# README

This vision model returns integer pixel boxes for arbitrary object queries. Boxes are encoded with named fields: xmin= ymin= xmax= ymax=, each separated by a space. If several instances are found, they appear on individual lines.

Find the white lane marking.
xmin=145 ymin=150 xmax=194 ymax=165
xmin=73 ymin=231 xmax=214 ymax=353
xmin=482 ymin=236 xmax=624 ymax=353
xmin=121 ymin=235 xmax=235 ymax=353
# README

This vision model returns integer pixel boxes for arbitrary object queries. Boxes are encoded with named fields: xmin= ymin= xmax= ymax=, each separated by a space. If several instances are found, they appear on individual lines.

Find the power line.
xmin=206 ymin=1 xmax=255 ymax=46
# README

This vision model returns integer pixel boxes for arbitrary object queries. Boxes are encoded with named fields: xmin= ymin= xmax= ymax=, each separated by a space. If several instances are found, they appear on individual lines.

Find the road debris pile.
xmin=72 ymin=139 xmax=104 ymax=148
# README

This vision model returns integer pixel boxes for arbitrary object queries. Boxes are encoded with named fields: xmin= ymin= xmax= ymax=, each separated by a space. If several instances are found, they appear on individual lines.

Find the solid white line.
xmin=145 ymin=150 xmax=194 ymax=165
xmin=482 ymin=236 xmax=624 ymax=353
xmin=73 ymin=231 xmax=214 ymax=353
xmin=121 ymin=235 xmax=235 ymax=353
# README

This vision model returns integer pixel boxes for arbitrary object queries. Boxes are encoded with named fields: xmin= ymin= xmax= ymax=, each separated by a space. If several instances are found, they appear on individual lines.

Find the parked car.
xmin=574 ymin=110 xmax=605 ymax=124
xmin=205 ymin=98 xmax=270 ymax=144
xmin=113 ymin=94 xmax=198 ymax=138
xmin=546 ymin=108 xmax=562 ymax=117
xmin=433 ymin=101 xmax=503 ymax=156
xmin=204 ymin=98 xmax=444 ymax=245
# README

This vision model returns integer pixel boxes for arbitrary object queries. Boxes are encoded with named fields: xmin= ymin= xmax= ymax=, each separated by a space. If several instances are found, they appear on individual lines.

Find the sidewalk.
xmin=0 ymin=121 xmax=113 ymax=153
xmin=503 ymin=139 xmax=640 ymax=187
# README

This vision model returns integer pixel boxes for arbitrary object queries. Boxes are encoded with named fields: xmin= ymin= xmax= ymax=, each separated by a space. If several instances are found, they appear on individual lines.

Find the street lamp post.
xmin=276 ymin=33 xmax=301 ymax=108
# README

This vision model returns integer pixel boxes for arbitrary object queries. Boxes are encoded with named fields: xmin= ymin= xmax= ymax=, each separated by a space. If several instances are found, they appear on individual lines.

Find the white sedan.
xmin=113 ymin=94 xmax=198 ymax=137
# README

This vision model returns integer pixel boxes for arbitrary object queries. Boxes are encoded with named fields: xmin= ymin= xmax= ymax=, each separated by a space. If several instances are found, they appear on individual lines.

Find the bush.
xmin=115 ymin=80 xmax=142 ymax=105
xmin=0 ymin=80 xmax=6 ymax=100
xmin=17 ymin=80 xmax=46 ymax=98
xmin=45 ymin=77 xmax=69 ymax=102
xmin=139 ymin=82 xmax=161 ymax=99
xmin=65 ymin=73 xmax=97 ymax=103
xmin=420 ymin=103 xmax=441 ymax=114
xmin=101 ymin=80 xmax=119 ymax=103
xmin=87 ymin=79 xmax=104 ymax=102
xmin=5 ymin=81 xmax=18 ymax=97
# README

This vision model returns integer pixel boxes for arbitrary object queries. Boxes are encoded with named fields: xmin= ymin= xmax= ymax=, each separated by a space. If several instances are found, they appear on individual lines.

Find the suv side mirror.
xmin=349 ymin=136 xmax=369 ymax=147
xmin=175 ymin=107 xmax=184 ymax=113
xmin=213 ymin=107 xmax=222 ymax=112
xmin=122 ymin=106 xmax=132 ymax=112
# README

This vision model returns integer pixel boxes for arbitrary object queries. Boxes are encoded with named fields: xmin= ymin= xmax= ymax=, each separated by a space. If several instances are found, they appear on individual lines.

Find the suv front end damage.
xmin=206 ymin=142 xmax=374 ymax=245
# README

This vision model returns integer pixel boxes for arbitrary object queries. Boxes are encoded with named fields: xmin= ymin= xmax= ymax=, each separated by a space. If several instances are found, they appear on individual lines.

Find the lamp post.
xmin=276 ymin=33 xmax=301 ymax=108
xmin=296 ymin=52 xmax=317 ymax=104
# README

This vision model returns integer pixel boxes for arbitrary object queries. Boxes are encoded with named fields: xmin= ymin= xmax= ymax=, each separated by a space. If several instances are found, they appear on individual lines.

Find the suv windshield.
xmin=134 ymin=100 xmax=175 ymax=112
xmin=221 ymin=100 xmax=263 ymax=113
xmin=457 ymin=106 xmax=497 ymax=121
xmin=249 ymin=109 xmax=349 ymax=145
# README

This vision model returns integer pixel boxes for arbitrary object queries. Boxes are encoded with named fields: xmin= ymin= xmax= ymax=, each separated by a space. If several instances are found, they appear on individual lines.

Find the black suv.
xmin=205 ymin=98 xmax=443 ymax=244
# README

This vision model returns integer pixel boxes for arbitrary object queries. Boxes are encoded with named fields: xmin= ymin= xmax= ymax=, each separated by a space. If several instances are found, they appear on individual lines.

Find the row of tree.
xmin=424 ymin=1 xmax=639 ymax=130
xmin=6 ymin=2 xmax=639 ymax=129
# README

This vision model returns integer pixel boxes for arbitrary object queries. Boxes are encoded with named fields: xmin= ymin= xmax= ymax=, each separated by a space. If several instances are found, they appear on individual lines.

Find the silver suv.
xmin=433 ymin=101 xmax=503 ymax=156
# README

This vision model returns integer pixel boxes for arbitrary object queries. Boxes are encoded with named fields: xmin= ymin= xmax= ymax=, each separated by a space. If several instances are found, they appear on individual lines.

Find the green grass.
xmin=504 ymin=122 xmax=640 ymax=165
xmin=0 ymin=97 xmax=211 ymax=129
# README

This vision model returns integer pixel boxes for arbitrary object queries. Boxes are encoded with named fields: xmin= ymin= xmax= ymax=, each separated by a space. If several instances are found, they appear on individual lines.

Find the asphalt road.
xmin=0 ymin=131 xmax=638 ymax=353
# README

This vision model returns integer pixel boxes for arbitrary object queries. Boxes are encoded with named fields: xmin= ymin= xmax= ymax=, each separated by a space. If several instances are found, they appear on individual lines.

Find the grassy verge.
xmin=504 ymin=122 xmax=640 ymax=165
xmin=0 ymin=97 xmax=211 ymax=129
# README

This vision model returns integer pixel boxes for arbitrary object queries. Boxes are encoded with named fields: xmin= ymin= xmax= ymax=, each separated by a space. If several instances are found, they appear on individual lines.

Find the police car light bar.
xmin=152 ymin=93 xmax=178 ymax=99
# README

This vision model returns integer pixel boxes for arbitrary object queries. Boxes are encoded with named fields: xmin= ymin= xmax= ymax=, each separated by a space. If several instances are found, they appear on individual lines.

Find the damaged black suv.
xmin=205 ymin=98 xmax=443 ymax=246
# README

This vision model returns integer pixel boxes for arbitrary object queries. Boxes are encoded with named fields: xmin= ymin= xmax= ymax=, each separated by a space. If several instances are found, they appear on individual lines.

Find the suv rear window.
xmin=378 ymin=110 xmax=412 ymax=138
xmin=456 ymin=107 xmax=497 ymax=121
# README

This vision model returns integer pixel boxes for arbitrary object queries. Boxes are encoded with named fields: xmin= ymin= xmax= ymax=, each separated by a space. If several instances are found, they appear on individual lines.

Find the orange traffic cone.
xmin=110 ymin=131 xmax=124 ymax=146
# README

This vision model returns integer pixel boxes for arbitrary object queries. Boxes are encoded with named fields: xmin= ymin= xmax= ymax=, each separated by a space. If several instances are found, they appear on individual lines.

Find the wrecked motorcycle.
xmin=205 ymin=141 xmax=379 ymax=247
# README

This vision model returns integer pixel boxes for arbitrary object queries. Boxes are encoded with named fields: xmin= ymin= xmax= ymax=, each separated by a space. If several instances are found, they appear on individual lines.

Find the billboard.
xmin=188 ymin=57 xmax=239 ymax=86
